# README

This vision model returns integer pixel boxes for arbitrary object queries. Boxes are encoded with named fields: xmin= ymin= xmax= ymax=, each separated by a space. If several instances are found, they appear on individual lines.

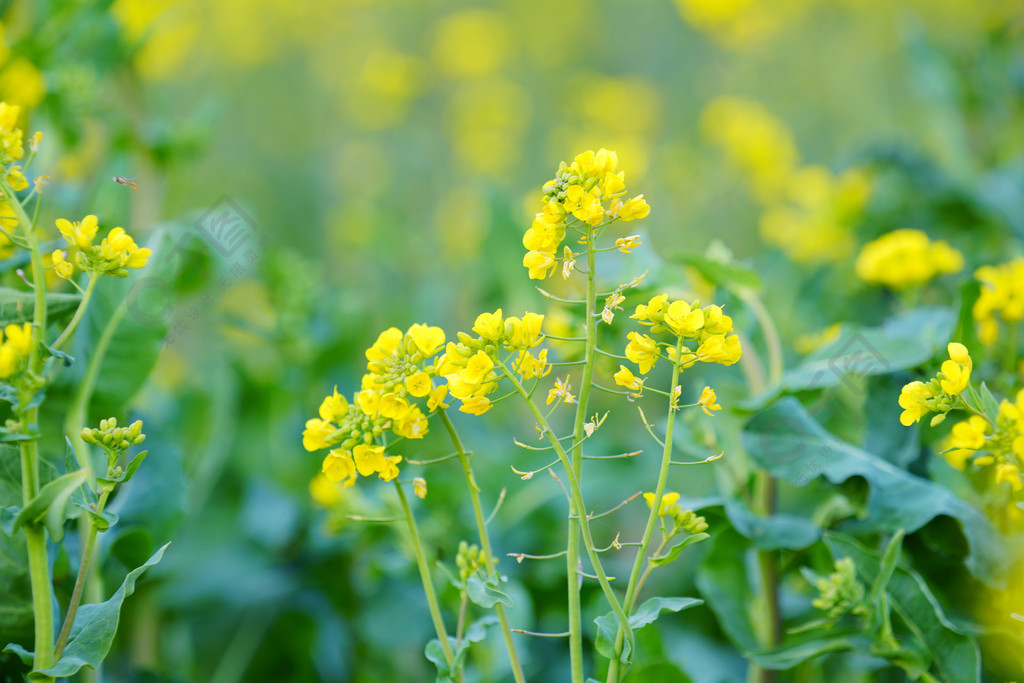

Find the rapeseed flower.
xmin=855 ymin=229 xmax=963 ymax=290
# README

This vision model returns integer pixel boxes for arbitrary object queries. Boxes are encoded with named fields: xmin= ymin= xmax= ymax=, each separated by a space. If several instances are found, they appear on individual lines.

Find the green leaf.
xmin=71 ymin=504 xmax=118 ymax=532
xmin=465 ymin=571 xmax=512 ymax=609
xmin=12 ymin=469 xmax=88 ymax=542
xmin=674 ymin=252 xmax=762 ymax=292
xmin=750 ymin=630 xmax=868 ymax=670
xmin=97 ymin=450 xmax=148 ymax=486
xmin=595 ymin=596 xmax=704 ymax=663
xmin=30 ymin=543 xmax=170 ymax=679
xmin=871 ymin=530 xmax=905 ymax=603
xmin=742 ymin=398 xmax=1004 ymax=583
xmin=0 ymin=287 xmax=81 ymax=326
xmin=424 ymin=618 xmax=494 ymax=683
xmin=724 ymin=499 xmax=820 ymax=551
xmin=826 ymin=532 xmax=980 ymax=683
xmin=648 ymin=533 xmax=710 ymax=566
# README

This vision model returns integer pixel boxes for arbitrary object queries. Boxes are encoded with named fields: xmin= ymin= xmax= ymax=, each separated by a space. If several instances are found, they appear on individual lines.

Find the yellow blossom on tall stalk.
xmin=973 ymin=258 xmax=1024 ymax=345
xmin=897 ymin=343 xmax=973 ymax=427
xmin=55 ymin=215 xmax=151 ymax=277
xmin=522 ymin=148 xmax=649 ymax=280
xmin=855 ymin=229 xmax=963 ymax=290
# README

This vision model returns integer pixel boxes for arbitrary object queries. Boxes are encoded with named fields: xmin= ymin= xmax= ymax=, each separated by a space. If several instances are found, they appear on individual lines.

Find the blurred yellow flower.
xmin=973 ymin=258 xmax=1024 ymax=345
xmin=433 ymin=10 xmax=512 ymax=79
xmin=855 ymin=229 xmax=963 ymax=290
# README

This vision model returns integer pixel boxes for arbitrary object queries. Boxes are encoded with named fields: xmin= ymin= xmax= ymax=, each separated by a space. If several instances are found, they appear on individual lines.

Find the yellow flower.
xmin=51 ymin=250 xmax=74 ymax=279
xmin=523 ymin=250 xmax=557 ymax=280
xmin=322 ymin=450 xmax=357 ymax=487
xmin=0 ymin=345 xmax=17 ymax=379
xmin=995 ymin=463 xmax=1023 ymax=492
xmin=546 ymin=377 xmax=575 ymax=405
xmin=506 ymin=311 xmax=544 ymax=349
xmin=472 ymin=309 xmax=504 ymax=341
xmin=459 ymin=395 xmax=492 ymax=415
xmin=643 ymin=491 xmax=680 ymax=516
xmin=413 ymin=477 xmax=427 ymax=499
xmin=898 ymin=381 xmax=939 ymax=427
xmin=461 ymin=351 xmax=495 ymax=385
xmin=4 ymin=323 xmax=32 ymax=357
xmin=407 ymin=323 xmax=445 ymax=357
xmin=664 ymin=300 xmax=705 ymax=337
xmin=943 ymin=415 xmax=989 ymax=470
xmin=625 ymin=332 xmax=659 ymax=374
xmin=352 ymin=444 xmax=386 ymax=477
xmin=696 ymin=334 xmax=742 ymax=366
xmin=611 ymin=195 xmax=650 ymax=221
xmin=613 ymin=365 xmax=644 ymax=391
xmin=564 ymin=185 xmax=604 ymax=225
xmin=939 ymin=342 xmax=972 ymax=395
xmin=615 ymin=235 xmax=641 ymax=253
xmin=573 ymin=148 xmax=618 ymax=179
xmin=427 ymin=384 xmax=449 ymax=411
xmin=310 ymin=473 xmax=343 ymax=506
xmin=405 ymin=371 xmax=433 ymax=398
xmin=855 ymin=229 xmax=963 ymax=290
xmin=698 ymin=386 xmax=721 ymax=416
xmin=56 ymin=215 xmax=100 ymax=250
xmin=631 ymin=294 xmax=668 ymax=324
xmin=366 ymin=327 xmax=403 ymax=362
xmin=319 ymin=387 xmax=349 ymax=423
xmin=973 ymin=259 xmax=1024 ymax=345
xmin=303 ymin=418 xmax=335 ymax=452
xmin=355 ymin=389 xmax=381 ymax=416
xmin=394 ymin=407 xmax=429 ymax=439
xmin=378 ymin=455 xmax=403 ymax=482
xmin=377 ymin=393 xmax=412 ymax=420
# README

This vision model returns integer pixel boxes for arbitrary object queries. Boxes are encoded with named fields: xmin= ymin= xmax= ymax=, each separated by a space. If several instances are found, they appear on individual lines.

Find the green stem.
xmin=54 ymin=488 xmax=111 ymax=658
xmin=50 ymin=275 xmax=97 ymax=352
xmin=5 ymin=179 xmax=56 ymax=679
xmin=738 ymin=289 xmax=783 ymax=387
xmin=437 ymin=410 xmax=526 ymax=683
xmin=606 ymin=337 xmax=683 ymax=683
xmin=393 ymin=480 xmax=458 ymax=678
xmin=499 ymin=361 xmax=633 ymax=668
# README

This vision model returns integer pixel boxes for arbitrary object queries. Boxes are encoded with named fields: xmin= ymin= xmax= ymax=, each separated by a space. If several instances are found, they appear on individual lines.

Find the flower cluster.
xmin=942 ymin=391 xmax=1023 ymax=492
xmin=55 ymin=215 xmax=151 ymax=278
xmin=441 ymin=309 xmax=547 ymax=415
xmin=0 ymin=323 xmax=33 ymax=379
xmin=812 ymin=557 xmax=867 ymax=620
xmin=897 ymin=342 xmax=972 ymax=427
xmin=619 ymin=294 xmax=741 ymax=381
xmin=973 ymin=258 xmax=1024 ymax=345
xmin=855 ymin=229 xmax=963 ymax=290
xmin=303 ymin=324 xmax=449 ymax=487
xmin=523 ymin=148 xmax=649 ymax=280
xmin=702 ymin=97 xmax=871 ymax=264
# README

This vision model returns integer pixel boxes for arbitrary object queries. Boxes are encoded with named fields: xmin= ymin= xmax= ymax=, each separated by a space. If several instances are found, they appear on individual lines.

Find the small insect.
xmin=112 ymin=176 xmax=139 ymax=190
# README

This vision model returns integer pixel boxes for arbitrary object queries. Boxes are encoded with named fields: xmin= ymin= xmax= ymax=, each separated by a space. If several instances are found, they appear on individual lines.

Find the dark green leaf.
xmin=750 ymin=630 xmax=868 ymax=670
xmin=724 ymin=499 xmax=819 ymax=551
xmin=594 ymin=596 xmax=703 ymax=663
xmin=12 ymin=469 xmax=88 ymax=542
xmin=32 ymin=543 xmax=170 ymax=679
xmin=97 ymin=450 xmax=148 ymax=486
xmin=695 ymin=529 xmax=760 ymax=654
xmin=742 ymin=399 xmax=1004 ymax=582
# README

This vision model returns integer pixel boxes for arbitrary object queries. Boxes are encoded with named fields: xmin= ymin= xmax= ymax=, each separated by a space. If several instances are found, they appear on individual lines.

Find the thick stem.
xmin=606 ymin=338 xmax=683 ymax=683
xmin=393 ymin=480 xmax=457 ymax=676
xmin=54 ymin=488 xmax=111 ymax=658
xmin=5 ymin=180 xmax=55 ymax=679
xmin=437 ymin=410 xmax=527 ymax=683
xmin=500 ymin=362 xmax=633 ymax=667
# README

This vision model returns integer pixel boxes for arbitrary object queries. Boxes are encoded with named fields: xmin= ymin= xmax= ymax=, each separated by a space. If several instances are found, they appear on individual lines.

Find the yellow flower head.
xmin=459 ymin=395 xmax=492 ymax=416
xmin=613 ymin=365 xmax=644 ymax=392
xmin=50 ymin=250 xmax=74 ymax=279
xmin=310 ymin=473 xmax=343 ymax=506
xmin=898 ymin=381 xmax=940 ymax=427
xmin=625 ymin=331 xmax=659 ymax=374
xmin=855 ymin=229 xmax=963 ymax=290
xmin=643 ymin=491 xmax=681 ymax=517
xmin=322 ymin=450 xmax=357 ymax=487
xmin=938 ymin=342 xmax=972 ymax=396
xmin=407 ymin=323 xmax=446 ymax=357
xmin=698 ymin=386 xmax=721 ymax=416
xmin=56 ymin=215 xmax=100 ymax=250
xmin=413 ymin=477 xmax=427 ymax=499
xmin=472 ymin=309 xmax=504 ymax=341
xmin=973 ymin=258 xmax=1024 ymax=345
xmin=943 ymin=415 xmax=989 ymax=470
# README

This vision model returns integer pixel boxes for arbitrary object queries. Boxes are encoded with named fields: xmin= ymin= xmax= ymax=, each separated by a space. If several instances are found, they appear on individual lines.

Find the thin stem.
xmin=606 ymin=336 xmax=683 ymax=683
xmin=55 ymin=488 xmax=112 ymax=657
xmin=393 ymin=480 xmax=457 ymax=678
xmin=738 ymin=289 xmax=783 ymax=386
xmin=437 ymin=410 xmax=526 ymax=683
xmin=499 ymin=361 xmax=633 ymax=668
xmin=50 ymin=275 xmax=98 ymax=352
xmin=5 ymin=179 xmax=56 ymax=680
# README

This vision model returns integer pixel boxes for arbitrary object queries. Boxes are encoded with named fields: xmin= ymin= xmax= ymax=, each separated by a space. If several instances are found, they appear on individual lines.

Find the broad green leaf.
xmin=97 ymin=450 xmax=148 ymax=486
xmin=0 ymin=287 xmax=81 ymax=326
xmin=750 ymin=630 xmax=868 ymax=670
xmin=595 ymin=596 xmax=703 ymax=663
xmin=465 ymin=571 xmax=512 ymax=609
xmin=724 ymin=499 xmax=819 ymax=551
xmin=0 ymin=448 xmax=32 ymax=645
xmin=825 ymin=532 xmax=981 ymax=683
xmin=424 ymin=618 xmax=495 ymax=683
xmin=778 ymin=307 xmax=954 ymax=393
xmin=648 ymin=532 xmax=710 ymax=566
xmin=742 ymin=398 xmax=1004 ymax=582
xmin=12 ymin=469 xmax=88 ymax=542
xmin=674 ymin=252 xmax=762 ymax=292
xmin=695 ymin=529 xmax=760 ymax=654
xmin=30 ymin=543 xmax=170 ymax=679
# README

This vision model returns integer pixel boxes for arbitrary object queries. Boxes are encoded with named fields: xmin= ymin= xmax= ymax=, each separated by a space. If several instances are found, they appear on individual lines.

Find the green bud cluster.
xmin=456 ymin=540 xmax=487 ymax=582
xmin=672 ymin=508 xmax=709 ymax=535
xmin=81 ymin=417 xmax=146 ymax=454
xmin=812 ymin=557 xmax=867 ymax=619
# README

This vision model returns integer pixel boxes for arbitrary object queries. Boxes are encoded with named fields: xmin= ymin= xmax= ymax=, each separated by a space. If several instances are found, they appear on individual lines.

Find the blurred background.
xmin=0 ymin=0 xmax=1022 ymax=681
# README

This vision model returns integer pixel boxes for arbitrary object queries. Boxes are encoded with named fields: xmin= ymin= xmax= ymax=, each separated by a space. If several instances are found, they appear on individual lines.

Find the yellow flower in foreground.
xmin=546 ymin=377 xmax=576 ymax=405
xmin=625 ymin=332 xmax=659 ymax=374
xmin=643 ymin=491 xmax=680 ymax=516
xmin=939 ymin=342 xmax=972 ymax=395
xmin=698 ymin=386 xmax=721 ymax=416
xmin=56 ymin=215 xmax=99 ymax=250
xmin=407 ymin=323 xmax=446 ymax=357
xmin=613 ymin=365 xmax=643 ymax=391
xmin=459 ymin=395 xmax=492 ymax=415
xmin=943 ymin=416 xmax=989 ymax=470
xmin=50 ymin=250 xmax=74 ymax=279
xmin=897 ymin=381 xmax=939 ymax=427
xmin=995 ymin=463 xmax=1023 ymax=492
xmin=405 ymin=371 xmax=432 ymax=398
xmin=322 ymin=449 xmax=357 ymax=487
